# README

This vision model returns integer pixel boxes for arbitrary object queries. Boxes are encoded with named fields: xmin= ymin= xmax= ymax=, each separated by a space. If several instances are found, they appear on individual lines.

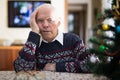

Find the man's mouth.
xmin=42 ymin=31 xmax=51 ymax=33
xmin=43 ymin=31 xmax=50 ymax=32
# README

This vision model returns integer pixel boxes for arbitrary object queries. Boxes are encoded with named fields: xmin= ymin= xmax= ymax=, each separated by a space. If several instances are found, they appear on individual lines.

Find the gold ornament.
xmin=102 ymin=24 xmax=109 ymax=30
xmin=97 ymin=29 xmax=101 ymax=35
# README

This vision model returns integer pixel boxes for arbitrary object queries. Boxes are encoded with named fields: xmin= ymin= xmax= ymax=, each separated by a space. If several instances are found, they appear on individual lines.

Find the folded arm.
xmin=14 ymin=32 xmax=40 ymax=72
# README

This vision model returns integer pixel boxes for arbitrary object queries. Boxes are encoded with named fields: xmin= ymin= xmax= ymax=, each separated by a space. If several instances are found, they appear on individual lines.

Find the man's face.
xmin=36 ymin=9 xmax=60 ymax=42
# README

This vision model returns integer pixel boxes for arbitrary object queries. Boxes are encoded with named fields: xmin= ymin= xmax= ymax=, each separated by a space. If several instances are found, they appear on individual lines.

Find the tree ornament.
xmin=116 ymin=25 xmax=120 ymax=33
xmin=99 ymin=45 xmax=106 ymax=52
xmin=97 ymin=29 xmax=102 ymax=35
xmin=102 ymin=24 xmax=109 ymax=30
xmin=107 ymin=57 xmax=113 ymax=62
xmin=89 ymin=54 xmax=100 ymax=63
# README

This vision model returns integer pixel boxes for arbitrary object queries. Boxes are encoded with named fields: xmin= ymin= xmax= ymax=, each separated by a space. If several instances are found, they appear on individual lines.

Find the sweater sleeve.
xmin=56 ymin=40 xmax=91 ymax=73
xmin=14 ymin=31 xmax=40 ymax=72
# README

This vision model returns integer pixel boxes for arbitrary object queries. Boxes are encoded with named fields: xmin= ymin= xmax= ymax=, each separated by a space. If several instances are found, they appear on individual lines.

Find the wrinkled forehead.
xmin=36 ymin=4 xmax=58 ymax=18
xmin=38 ymin=9 xmax=55 ymax=16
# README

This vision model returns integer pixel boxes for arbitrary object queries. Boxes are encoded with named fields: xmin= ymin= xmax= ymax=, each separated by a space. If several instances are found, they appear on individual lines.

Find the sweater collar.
xmin=39 ymin=30 xmax=63 ymax=46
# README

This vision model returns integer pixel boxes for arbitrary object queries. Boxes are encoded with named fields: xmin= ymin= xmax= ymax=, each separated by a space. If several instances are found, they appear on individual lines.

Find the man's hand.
xmin=30 ymin=8 xmax=39 ymax=34
xmin=43 ymin=63 xmax=56 ymax=71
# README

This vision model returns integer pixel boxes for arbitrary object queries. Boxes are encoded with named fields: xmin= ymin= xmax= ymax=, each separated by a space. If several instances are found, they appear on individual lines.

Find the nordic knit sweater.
xmin=14 ymin=31 xmax=91 ymax=73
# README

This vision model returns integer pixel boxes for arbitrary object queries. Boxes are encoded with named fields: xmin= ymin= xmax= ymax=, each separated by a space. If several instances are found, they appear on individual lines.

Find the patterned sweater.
xmin=14 ymin=31 xmax=91 ymax=73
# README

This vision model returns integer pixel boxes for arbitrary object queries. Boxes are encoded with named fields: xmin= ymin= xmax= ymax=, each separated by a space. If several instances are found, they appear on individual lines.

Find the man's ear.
xmin=57 ymin=17 xmax=61 ymax=27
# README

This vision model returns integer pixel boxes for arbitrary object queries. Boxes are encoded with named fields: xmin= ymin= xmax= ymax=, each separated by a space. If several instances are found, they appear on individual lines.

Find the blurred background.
xmin=0 ymin=0 xmax=104 ymax=70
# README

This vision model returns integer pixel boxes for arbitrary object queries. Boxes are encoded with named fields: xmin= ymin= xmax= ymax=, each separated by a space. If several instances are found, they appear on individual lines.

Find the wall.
xmin=0 ymin=0 xmax=65 ymax=45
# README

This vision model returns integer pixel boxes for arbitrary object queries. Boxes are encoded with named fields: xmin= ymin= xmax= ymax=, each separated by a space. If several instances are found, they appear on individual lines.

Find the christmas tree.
xmin=88 ymin=0 xmax=120 ymax=80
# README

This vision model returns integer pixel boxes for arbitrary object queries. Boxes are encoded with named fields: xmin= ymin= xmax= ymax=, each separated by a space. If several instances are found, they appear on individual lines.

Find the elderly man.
xmin=14 ymin=3 xmax=91 ymax=73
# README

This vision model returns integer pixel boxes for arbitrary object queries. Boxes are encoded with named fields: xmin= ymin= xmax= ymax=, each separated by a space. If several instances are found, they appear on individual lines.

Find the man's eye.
xmin=47 ymin=19 xmax=52 ymax=22
xmin=37 ymin=19 xmax=44 ymax=23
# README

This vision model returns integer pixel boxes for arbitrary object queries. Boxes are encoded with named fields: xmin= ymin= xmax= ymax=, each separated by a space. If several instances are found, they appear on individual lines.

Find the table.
xmin=0 ymin=71 xmax=109 ymax=80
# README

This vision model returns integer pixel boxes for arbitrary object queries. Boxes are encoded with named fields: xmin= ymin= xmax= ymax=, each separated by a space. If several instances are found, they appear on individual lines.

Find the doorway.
xmin=68 ymin=4 xmax=87 ymax=43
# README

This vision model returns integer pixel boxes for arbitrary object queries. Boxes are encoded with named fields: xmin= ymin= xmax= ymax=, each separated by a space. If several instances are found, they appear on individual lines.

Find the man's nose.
xmin=43 ymin=20 xmax=49 ymax=27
